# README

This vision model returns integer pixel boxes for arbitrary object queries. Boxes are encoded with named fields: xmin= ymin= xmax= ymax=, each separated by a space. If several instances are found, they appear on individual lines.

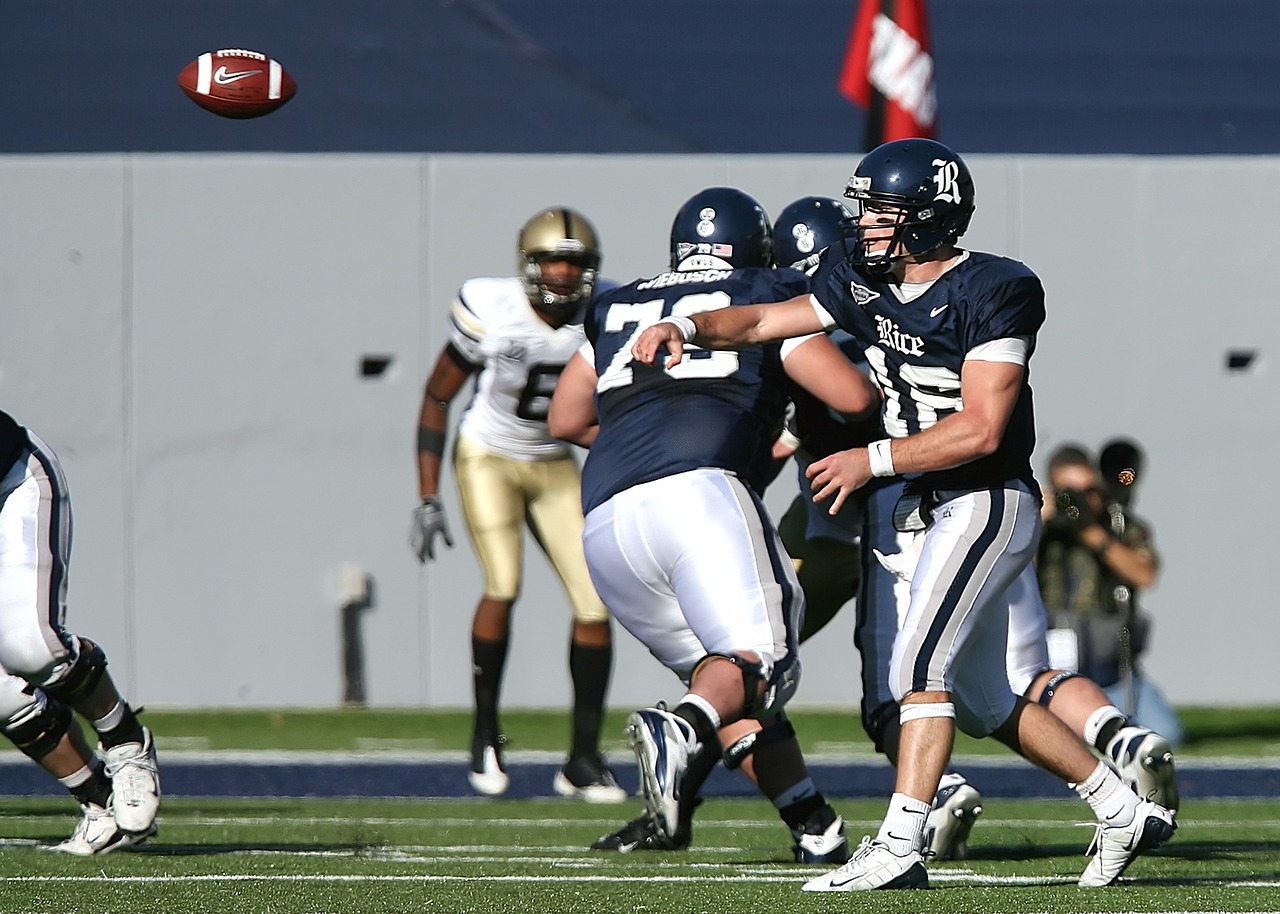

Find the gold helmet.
xmin=517 ymin=207 xmax=602 ymax=319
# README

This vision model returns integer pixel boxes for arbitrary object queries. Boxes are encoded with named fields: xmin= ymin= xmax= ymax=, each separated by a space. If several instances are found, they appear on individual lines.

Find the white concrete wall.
xmin=0 ymin=153 xmax=1270 ymax=709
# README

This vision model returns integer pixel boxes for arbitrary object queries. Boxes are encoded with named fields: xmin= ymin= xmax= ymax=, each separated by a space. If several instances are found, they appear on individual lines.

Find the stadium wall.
xmin=0 ymin=152 xmax=1270 ymax=710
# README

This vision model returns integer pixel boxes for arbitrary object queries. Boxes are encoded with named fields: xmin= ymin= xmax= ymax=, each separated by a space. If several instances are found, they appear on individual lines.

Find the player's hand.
xmin=409 ymin=496 xmax=454 ymax=563
xmin=806 ymin=448 xmax=873 ymax=516
xmin=631 ymin=322 xmax=687 ymax=367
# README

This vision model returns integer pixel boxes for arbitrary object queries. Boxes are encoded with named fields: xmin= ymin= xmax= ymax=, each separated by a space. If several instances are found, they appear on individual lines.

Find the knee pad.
xmin=42 ymin=637 xmax=108 ymax=706
xmin=722 ymin=714 xmax=796 ymax=770
xmin=1036 ymin=670 xmax=1084 ymax=708
xmin=862 ymin=700 xmax=900 ymax=754
xmin=2 ymin=691 xmax=72 ymax=760
xmin=692 ymin=652 xmax=801 ymax=719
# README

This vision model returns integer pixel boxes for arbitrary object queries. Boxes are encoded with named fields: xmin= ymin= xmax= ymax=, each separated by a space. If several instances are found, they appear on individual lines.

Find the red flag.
xmin=838 ymin=0 xmax=938 ymax=148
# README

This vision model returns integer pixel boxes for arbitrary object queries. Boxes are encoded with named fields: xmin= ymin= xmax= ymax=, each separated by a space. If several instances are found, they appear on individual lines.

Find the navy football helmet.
xmin=771 ymin=196 xmax=853 ymax=274
xmin=669 ymin=187 xmax=772 ymax=271
xmin=842 ymin=138 xmax=975 ymax=273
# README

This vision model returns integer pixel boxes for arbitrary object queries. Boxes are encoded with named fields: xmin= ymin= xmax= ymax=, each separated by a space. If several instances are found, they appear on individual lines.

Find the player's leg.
xmin=453 ymin=436 xmax=526 ymax=796
xmin=1008 ymin=566 xmax=1180 ymax=811
xmin=584 ymin=469 xmax=804 ymax=845
xmin=941 ymin=489 xmax=1170 ymax=889
xmin=526 ymin=456 xmax=625 ymax=802
xmin=0 ymin=434 xmax=159 ymax=835
xmin=776 ymin=493 xmax=860 ymax=643
xmin=990 ymin=573 xmax=1177 ymax=887
xmin=809 ymin=486 xmax=1037 ymax=892
xmin=0 ymin=675 xmax=148 ymax=855
xmin=854 ymin=478 xmax=983 ymax=862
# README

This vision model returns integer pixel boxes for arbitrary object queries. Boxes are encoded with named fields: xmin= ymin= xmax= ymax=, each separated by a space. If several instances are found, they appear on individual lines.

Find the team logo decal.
xmin=792 ymin=222 xmax=816 ymax=254
xmin=849 ymin=282 xmax=881 ymax=306
xmin=696 ymin=206 xmax=716 ymax=238
xmin=932 ymin=158 xmax=961 ymax=203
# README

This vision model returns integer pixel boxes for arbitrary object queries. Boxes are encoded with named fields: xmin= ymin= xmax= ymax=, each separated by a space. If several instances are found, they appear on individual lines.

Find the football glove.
xmin=409 ymin=496 xmax=454 ymax=563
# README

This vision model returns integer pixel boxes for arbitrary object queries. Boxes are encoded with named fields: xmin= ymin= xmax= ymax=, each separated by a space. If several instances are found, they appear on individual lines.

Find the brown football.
xmin=178 ymin=49 xmax=296 ymax=119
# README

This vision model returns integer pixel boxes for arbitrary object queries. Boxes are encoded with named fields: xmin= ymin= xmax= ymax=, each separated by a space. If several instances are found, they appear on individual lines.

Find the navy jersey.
xmin=789 ymin=330 xmax=883 ymax=458
xmin=0 ymin=410 xmax=25 ymax=472
xmin=581 ymin=267 xmax=811 ymax=514
xmin=811 ymin=250 xmax=1045 ymax=491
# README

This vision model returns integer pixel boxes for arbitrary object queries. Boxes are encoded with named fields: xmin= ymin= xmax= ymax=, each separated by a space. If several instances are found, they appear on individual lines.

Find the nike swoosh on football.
xmin=930 ymin=304 xmax=950 ymax=317
xmin=213 ymin=65 xmax=264 ymax=85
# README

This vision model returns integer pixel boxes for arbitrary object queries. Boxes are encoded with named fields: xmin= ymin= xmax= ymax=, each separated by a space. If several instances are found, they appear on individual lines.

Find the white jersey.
xmin=449 ymin=277 xmax=582 ymax=461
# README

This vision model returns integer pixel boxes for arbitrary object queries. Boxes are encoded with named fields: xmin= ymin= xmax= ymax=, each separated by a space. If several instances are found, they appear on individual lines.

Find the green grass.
xmin=0 ymin=795 xmax=1275 ymax=914
xmin=0 ymin=707 xmax=1275 ymax=912
xmin=37 ymin=704 xmax=1277 ymax=757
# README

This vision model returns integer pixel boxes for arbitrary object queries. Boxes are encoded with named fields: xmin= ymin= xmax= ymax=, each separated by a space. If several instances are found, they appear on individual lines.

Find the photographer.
xmin=1038 ymin=443 xmax=1184 ymax=746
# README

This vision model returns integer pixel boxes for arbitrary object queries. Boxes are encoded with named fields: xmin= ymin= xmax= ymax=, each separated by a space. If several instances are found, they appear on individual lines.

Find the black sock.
xmin=97 ymin=705 xmax=145 ymax=750
xmin=1095 ymin=716 xmax=1127 ymax=754
xmin=779 ymin=794 xmax=828 ymax=832
xmin=472 ymin=636 xmax=509 ymax=740
xmin=69 ymin=761 xmax=112 ymax=809
xmin=673 ymin=702 xmax=720 ymax=749
xmin=569 ymin=641 xmax=612 ymax=760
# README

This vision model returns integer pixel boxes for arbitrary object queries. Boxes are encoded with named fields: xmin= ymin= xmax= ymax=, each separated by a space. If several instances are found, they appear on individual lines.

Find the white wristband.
xmin=868 ymin=438 xmax=896 ymax=477
xmin=666 ymin=315 xmax=697 ymax=342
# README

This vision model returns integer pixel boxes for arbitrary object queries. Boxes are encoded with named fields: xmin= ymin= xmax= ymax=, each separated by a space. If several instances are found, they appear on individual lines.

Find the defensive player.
xmin=0 ymin=409 xmax=161 ymax=854
xmin=631 ymin=140 xmax=1176 ymax=889
xmin=549 ymin=186 xmax=879 ymax=863
xmin=409 ymin=208 xmax=624 ymax=802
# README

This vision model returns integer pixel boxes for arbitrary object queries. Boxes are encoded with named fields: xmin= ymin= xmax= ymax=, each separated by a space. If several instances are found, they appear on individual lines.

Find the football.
xmin=177 ymin=49 xmax=296 ymax=119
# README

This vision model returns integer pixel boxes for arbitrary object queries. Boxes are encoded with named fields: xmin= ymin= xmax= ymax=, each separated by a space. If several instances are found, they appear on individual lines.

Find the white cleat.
xmin=1079 ymin=798 xmax=1177 ymax=886
xmin=803 ymin=836 xmax=928 ymax=891
xmin=467 ymin=736 xmax=510 ymax=797
xmin=791 ymin=807 xmax=851 ymax=864
xmin=102 ymin=726 xmax=161 ymax=835
xmin=1107 ymin=726 xmax=1180 ymax=812
xmin=923 ymin=771 xmax=983 ymax=861
xmin=47 ymin=801 xmax=155 ymax=856
xmin=553 ymin=754 xmax=628 ymax=804
xmin=626 ymin=707 xmax=697 ymax=845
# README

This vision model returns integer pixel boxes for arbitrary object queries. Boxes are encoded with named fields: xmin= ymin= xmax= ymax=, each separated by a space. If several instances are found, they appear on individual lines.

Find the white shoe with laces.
xmin=626 ymin=707 xmax=697 ymax=845
xmin=48 ymin=801 xmax=154 ymax=856
xmin=922 ymin=771 xmax=983 ymax=861
xmin=1079 ymin=798 xmax=1177 ymax=886
xmin=1106 ymin=726 xmax=1180 ymax=812
xmin=802 ymin=835 xmax=928 ymax=891
xmin=103 ymin=726 xmax=161 ymax=835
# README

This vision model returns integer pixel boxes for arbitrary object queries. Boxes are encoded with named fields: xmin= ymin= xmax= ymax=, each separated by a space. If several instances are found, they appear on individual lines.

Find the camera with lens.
xmin=1045 ymin=485 xmax=1102 ymax=538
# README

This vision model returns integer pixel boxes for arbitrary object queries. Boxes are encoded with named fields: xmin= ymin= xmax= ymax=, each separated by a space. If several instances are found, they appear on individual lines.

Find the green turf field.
xmin=1 ymin=707 xmax=1276 ymax=913
xmin=0 ymin=796 xmax=1276 ymax=914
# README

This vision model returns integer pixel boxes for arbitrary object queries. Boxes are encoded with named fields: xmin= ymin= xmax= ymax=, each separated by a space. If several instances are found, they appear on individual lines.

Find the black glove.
xmin=409 ymin=496 xmax=454 ymax=563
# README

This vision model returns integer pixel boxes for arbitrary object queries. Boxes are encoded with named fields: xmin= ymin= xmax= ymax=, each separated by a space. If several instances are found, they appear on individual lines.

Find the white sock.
xmin=1083 ymin=705 xmax=1126 ymax=749
xmin=92 ymin=700 xmax=126 ymax=734
xmin=1071 ymin=760 xmax=1140 ymax=825
xmin=876 ymin=792 xmax=930 ymax=855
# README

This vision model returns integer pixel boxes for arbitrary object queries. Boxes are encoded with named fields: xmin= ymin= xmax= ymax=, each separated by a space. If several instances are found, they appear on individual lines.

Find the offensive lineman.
xmin=0 ymin=409 xmax=161 ymax=854
xmin=409 ymin=208 xmax=625 ymax=802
